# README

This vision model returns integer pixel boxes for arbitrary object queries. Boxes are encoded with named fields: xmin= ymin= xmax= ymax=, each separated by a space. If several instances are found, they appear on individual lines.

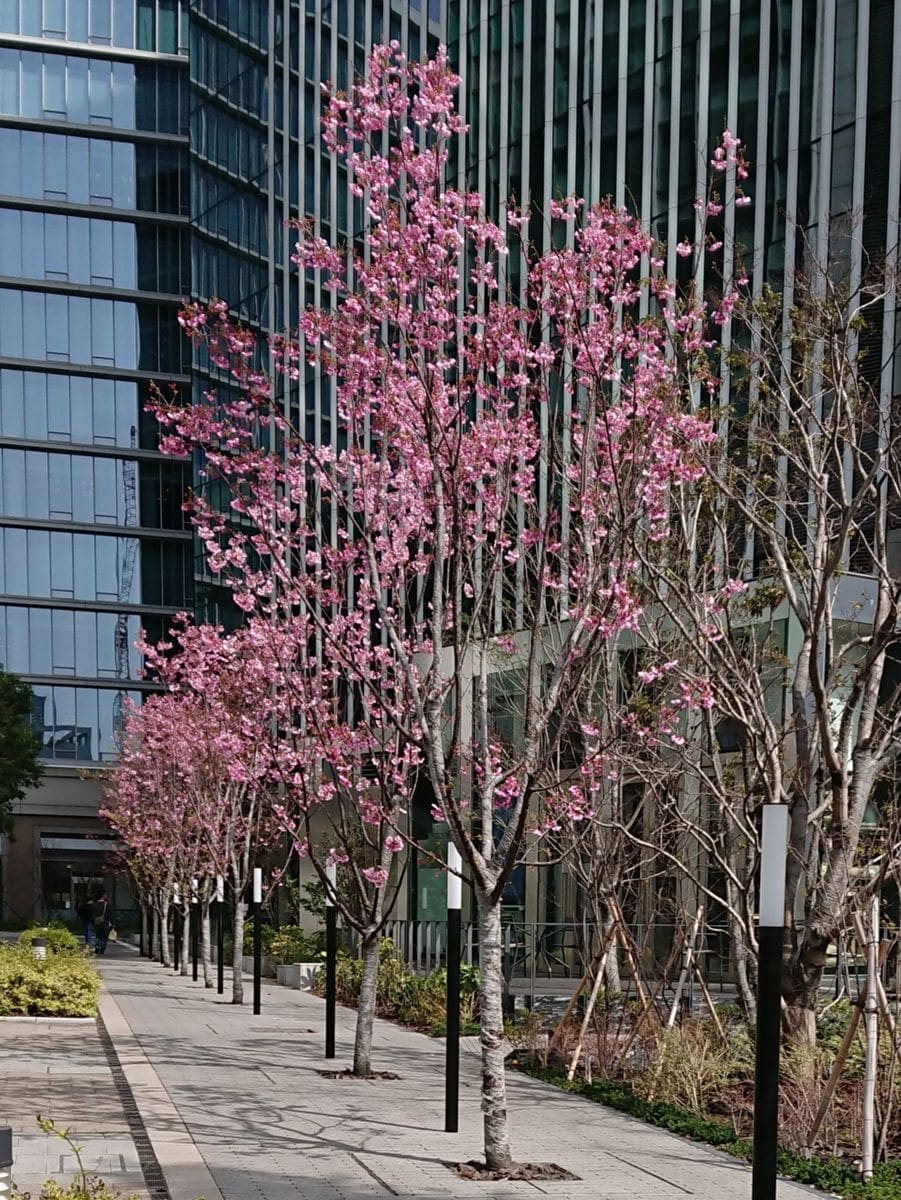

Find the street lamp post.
xmin=752 ymin=804 xmax=789 ymax=1200
xmin=325 ymin=862 xmax=337 ymax=1059
xmin=252 ymin=867 xmax=263 ymax=1015
xmin=215 ymin=874 xmax=225 ymax=996
xmin=445 ymin=842 xmax=462 ymax=1133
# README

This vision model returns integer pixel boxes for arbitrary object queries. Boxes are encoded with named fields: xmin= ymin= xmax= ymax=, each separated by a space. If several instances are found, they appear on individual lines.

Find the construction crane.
xmin=113 ymin=426 xmax=139 ymax=739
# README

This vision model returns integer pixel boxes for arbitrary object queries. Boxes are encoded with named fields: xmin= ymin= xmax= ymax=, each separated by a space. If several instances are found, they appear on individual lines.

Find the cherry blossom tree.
xmin=102 ymin=691 xmax=205 ymax=971
xmin=152 ymin=46 xmax=738 ymax=1171
xmin=137 ymin=621 xmax=292 ymax=1004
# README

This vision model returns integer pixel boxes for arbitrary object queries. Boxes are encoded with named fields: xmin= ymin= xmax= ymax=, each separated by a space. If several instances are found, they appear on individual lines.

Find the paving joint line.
xmin=348 ymin=1152 xmax=400 ymax=1195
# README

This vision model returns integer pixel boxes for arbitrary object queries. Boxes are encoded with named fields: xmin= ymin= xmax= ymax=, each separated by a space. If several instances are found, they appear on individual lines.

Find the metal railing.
xmin=352 ymin=918 xmax=736 ymax=993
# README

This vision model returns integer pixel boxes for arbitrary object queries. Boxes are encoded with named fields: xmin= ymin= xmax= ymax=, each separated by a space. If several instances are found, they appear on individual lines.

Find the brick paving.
xmin=96 ymin=947 xmax=830 ymax=1200
xmin=0 ymin=1015 xmax=147 ymax=1197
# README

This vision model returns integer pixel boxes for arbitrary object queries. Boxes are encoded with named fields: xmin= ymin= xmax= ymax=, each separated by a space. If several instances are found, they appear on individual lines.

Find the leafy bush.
xmin=0 ymin=943 xmax=99 ymax=1016
xmin=513 ymin=1062 xmax=901 ymax=1200
xmin=327 ymin=938 xmax=479 ymax=1035
xmin=270 ymin=925 xmax=326 ymax=964
xmin=19 ymin=922 xmax=83 ymax=955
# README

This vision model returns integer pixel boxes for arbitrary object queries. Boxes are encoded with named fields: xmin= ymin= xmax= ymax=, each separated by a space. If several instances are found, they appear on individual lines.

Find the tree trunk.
xmin=476 ymin=891 xmax=514 ymax=1172
xmin=179 ymin=908 xmax=189 ymax=975
xmin=159 ymin=904 xmax=172 ymax=968
xmin=201 ymin=902 xmax=214 ymax=988
xmin=731 ymin=913 xmax=756 ymax=1024
xmin=601 ymin=912 xmax=622 ymax=993
xmin=232 ymin=902 xmax=246 ymax=1004
xmin=783 ymin=931 xmax=828 ymax=1047
xmin=352 ymin=933 xmax=381 ymax=1078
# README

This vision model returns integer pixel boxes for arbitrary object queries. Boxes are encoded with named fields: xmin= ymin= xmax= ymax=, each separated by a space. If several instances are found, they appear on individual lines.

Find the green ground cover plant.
xmin=0 ymin=942 xmax=99 ymax=1016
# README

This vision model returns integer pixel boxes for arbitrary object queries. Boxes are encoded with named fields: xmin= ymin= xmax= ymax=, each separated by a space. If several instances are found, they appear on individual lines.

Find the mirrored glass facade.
xmin=0 ymin=0 xmax=191 ymax=768
xmin=188 ymin=0 xmax=444 ymax=623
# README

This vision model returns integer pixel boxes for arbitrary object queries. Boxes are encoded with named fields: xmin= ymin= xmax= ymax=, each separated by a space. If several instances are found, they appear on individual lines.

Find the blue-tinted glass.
xmin=0 ymin=0 xmax=18 ymax=33
xmin=137 ymin=0 xmax=154 ymax=49
xmin=159 ymin=0 xmax=177 ymax=53
xmin=89 ymin=0 xmax=112 ymax=42
xmin=21 ymin=53 xmax=40 ymax=115
xmin=43 ymin=0 xmax=65 ymax=35
xmin=89 ymin=60 xmax=112 ymax=122
xmin=113 ymin=0 xmax=135 ymax=47
xmin=68 ymin=57 xmax=90 ymax=122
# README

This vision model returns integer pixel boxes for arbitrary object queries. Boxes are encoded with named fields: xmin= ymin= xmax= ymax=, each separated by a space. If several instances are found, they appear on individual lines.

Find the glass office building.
xmin=0 ymin=0 xmax=193 ymax=922
xmin=449 ymin=0 xmax=901 ymax=937
xmin=2 ymin=1 xmax=896 ymax=925
xmin=188 ymin=0 xmax=444 ymax=623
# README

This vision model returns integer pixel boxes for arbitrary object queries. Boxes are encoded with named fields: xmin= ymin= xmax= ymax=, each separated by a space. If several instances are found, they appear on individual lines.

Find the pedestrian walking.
xmin=77 ymin=896 xmax=95 ymax=947
xmin=90 ymin=891 xmax=115 ymax=956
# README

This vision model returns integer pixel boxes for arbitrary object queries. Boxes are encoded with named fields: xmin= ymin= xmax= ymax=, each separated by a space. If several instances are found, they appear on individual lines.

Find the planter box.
xmin=275 ymin=962 xmax=321 ymax=989
xmin=242 ymin=955 xmax=276 ymax=978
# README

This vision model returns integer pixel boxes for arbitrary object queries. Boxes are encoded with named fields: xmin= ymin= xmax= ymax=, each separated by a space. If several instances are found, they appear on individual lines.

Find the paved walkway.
xmin=0 ymin=1015 xmax=147 ymax=1197
xmin=95 ymin=947 xmax=830 ymax=1200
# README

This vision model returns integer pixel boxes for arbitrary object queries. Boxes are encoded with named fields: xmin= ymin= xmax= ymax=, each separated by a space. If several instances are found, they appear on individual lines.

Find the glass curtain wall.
xmin=0 ymin=0 xmax=193 ymax=764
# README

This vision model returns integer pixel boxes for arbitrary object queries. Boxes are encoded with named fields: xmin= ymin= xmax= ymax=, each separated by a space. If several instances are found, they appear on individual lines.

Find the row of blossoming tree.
xmin=104 ymin=45 xmax=900 ymax=1173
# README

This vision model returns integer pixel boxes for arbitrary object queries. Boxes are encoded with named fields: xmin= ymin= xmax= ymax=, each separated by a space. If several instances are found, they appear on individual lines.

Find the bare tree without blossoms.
xmin=151 ymin=46 xmax=748 ymax=1171
xmin=597 ymin=259 xmax=901 ymax=1044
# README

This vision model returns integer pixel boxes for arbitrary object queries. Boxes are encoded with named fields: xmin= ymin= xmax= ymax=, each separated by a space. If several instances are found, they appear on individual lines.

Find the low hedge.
xmin=514 ymin=1060 xmax=901 ymax=1199
xmin=19 ymin=923 xmax=83 ymax=955
xmin=0 ymin=942 xmax=100 ymax=1017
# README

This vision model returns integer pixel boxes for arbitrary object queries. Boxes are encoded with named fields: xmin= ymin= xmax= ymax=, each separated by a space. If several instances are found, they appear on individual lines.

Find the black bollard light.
xmin=325 ymin=861 xmax=337 ymax=1059
xmin=752 ymin=804 xmax=789 ymax=1200
xmin=216 ymin=874 xmax=225 ymax=996
xmin=252 ymin=867 xmax=262 ymax=1015
xmin=445 ymin=842 xmax=462 ymax=1133
xmin=191 ymin=877 xmax=199 ymax=982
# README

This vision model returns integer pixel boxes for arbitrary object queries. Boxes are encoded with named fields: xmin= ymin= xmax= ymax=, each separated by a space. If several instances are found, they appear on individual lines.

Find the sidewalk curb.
xmin=98 ymin=986 xmax=225 ymax=1200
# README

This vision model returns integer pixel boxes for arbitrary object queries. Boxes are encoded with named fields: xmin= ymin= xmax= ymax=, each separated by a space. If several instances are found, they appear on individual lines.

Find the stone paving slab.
xmin=97 ymin=947 xmax=831 ymax=1200
xmin=0 ymin=1015 xmax=148 ymax=1197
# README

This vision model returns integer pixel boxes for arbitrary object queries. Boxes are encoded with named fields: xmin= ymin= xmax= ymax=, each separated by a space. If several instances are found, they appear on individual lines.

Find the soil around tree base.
xmin=316 ymin=1068 xmax=401 ymax=1080
xmin=451 ymin=1160 xmax=579 ymax=1182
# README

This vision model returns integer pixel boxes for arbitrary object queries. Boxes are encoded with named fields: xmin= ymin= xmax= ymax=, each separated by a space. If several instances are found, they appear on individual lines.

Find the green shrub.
xmin=326 ymin=938 xmax=479 ymax=1036
xmin=19 ymin=923 xmax=83 ymax=955
xmin=0 ymin=943 xmax=99 ymax=1016
xmin=270 ymin=925 xmax=326 ymax=964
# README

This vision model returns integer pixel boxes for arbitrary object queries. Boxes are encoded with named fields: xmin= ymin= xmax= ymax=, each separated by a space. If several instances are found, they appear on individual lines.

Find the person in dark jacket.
xmin=90 ymin=891 xmax=114 ymax=956
xmin=76 ymin=897 xmax=95 ymax=947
